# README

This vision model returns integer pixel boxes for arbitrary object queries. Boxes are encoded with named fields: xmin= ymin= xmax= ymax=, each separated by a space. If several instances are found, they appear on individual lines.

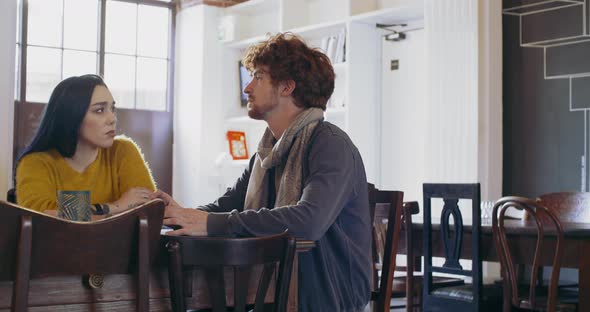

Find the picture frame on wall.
xmin=227 ymin=130 xmax=249 ymax=160
xmin=238 ymin=61 xmax=250 ymax=107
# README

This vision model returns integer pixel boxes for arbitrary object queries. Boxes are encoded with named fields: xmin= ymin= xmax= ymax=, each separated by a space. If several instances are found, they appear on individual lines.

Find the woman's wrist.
xmin=106 ymin=201 xmax=122 ymax=215
xmin=91 ymin=203 xmax=111 ymax=215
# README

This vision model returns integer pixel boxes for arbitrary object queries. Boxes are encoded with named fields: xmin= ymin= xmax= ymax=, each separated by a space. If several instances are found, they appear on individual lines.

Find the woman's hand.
xmin=150 ymin=189 xmax=208 ymax=236
xmin=109 ymin=187 xmax=152 ymax=214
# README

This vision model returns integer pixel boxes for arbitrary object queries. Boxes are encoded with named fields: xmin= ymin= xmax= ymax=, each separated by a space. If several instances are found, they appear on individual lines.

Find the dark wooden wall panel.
xmin=14 ymin=103 xmax=173 ymax=194
xmin=503 ymin=13 xmax=586 ymax=197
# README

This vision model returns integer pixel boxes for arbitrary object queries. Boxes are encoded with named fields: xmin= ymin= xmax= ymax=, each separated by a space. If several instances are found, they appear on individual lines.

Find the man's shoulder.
xmin=311 ymin=121 xmax=355 ymax=147
xmin=313 ymin=121 xmax=349 ymax=139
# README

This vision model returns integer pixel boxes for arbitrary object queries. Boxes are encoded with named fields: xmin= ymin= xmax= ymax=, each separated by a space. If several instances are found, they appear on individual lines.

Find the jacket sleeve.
xmin=207 ymin=133 xmax=357 ymax=241
xmin=199 ymin=154 xmax=254 ymax=213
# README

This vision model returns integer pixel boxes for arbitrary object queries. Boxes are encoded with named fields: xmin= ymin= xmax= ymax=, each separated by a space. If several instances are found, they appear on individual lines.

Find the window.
xmin=18 ymin=0 xmax=174 ymax=111
xmin=15 ymin=0 xmax=21 ymax=101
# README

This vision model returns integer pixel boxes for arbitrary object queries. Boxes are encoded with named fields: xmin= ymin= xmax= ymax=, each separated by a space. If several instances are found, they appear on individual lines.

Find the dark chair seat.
xmin=431 ymin=283 xmax=503 ymax=303
xmin=391 ymin=275 xmax=464 ymax=297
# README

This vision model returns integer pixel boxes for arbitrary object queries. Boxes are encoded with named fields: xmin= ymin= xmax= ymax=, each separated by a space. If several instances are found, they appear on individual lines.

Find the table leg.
xmin=287 ymin=255 xmax=298 ymax=312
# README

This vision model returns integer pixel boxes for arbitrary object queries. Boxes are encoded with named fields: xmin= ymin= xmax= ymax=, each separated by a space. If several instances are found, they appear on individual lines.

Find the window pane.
xmin=64 ymin=0 xmax=98 ymax=51
xmin=27 ymin=46 xmax=62 ymax=103
xmin=104 ymin=54 xmax=135 ymax=109
xmin=105 ymin=1 xmax=137 ymax=55
xmin=137 ymin=5 xmax=169 ymax=58
xmin=16 ymin=0 xmax=21 ymax=43
xmin=136 ymin=57 xmax=167 ymax=111
xmin=28 ymin=0 xmax=63 ymax=47
xmin=63 ymin=50 xmax=97 ymax=79
xmin=15 ymin=44 xmax=20 ymax=100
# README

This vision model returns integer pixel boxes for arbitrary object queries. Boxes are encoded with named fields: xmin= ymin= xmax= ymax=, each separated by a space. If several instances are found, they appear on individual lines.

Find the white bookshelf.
xmin=216 ymin=0 xmax=425 ymax=183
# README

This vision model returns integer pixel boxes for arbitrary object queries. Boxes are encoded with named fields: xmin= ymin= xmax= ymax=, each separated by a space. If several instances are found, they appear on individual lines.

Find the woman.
xmin=16 ymin=74 xmax=156 ymax=214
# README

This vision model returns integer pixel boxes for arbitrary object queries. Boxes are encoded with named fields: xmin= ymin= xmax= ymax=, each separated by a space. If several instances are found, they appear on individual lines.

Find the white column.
xmin=0 ymin=0 xmax=17 ymax=195
xmin=424 ymin=0 xmax=479 ymax=184
xmin=173 ymin=5 xmax=224 ymax=205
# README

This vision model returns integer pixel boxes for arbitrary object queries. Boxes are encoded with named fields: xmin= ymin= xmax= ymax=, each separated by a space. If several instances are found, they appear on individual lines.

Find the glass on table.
xmin=57 ymin=190 xmax=91 ymax=221
xmin=480 ymin=200 xmax=494 ymax=223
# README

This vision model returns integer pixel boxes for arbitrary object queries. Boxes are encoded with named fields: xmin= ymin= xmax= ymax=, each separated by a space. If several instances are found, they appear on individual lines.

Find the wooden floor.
xmin=363 ymin=298 xmax=412 ymax=312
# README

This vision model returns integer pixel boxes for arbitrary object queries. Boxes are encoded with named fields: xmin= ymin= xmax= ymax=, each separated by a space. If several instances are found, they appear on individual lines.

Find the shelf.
xmin=224 ymin=0 xmax=279 ymax=16
xmin=503 ymin=0 xmax=583 ymax=16
xmin=350 ymin=5 xmax=424 ymax=25
xmin=225 ymin=35 xmax=268 ymax=49
xmin=287 ymin=20 xmax=347 ymax=41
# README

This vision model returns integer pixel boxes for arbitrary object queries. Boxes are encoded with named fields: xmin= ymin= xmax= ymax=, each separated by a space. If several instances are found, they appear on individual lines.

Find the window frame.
xmin=16 ymin=0 xmax=176 ymax=112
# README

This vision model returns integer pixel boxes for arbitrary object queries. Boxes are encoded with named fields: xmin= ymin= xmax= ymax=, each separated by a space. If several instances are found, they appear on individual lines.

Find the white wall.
xmin=380 ymin=29 xmax=427 ymax=203
xmin=173 ymin=4 xmax=224 ymax=206
xmin=0 ymin=0 xmax=17 ymax=196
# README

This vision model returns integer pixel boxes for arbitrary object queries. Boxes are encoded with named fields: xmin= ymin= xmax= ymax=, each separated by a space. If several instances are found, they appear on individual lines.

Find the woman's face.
xmin=78 ymin=85 xmax=117 ymax=149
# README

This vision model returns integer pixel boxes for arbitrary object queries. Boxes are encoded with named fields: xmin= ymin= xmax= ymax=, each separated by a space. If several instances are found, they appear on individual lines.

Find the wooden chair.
xmin=369 ymin=184 xmax=464 ymax=312
xmin=493 ymin=196 xmax=576 ymax=312
xmin=422 ymin=183 xmax=502 ymax=312
xmin=369 ymin=184 xmax=404 ymax=312
xmin=165 ymin=231 xmax=296 ymax=312
xmin=527 ymin=192 xmax=588 ymax=289
xmin=0 ymin=199 xmax=165 ymax=312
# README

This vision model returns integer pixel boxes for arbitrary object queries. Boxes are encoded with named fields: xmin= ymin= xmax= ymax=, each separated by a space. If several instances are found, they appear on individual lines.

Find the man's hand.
xmin=150 ymin=189 xmax=175 ymax=206
xmin=164 ymin=205 xmax=208 ymax=236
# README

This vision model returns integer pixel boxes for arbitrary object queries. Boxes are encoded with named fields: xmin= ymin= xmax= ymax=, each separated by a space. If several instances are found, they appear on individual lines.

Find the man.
xmin=153 ymin=33 xmax=371 ymax=312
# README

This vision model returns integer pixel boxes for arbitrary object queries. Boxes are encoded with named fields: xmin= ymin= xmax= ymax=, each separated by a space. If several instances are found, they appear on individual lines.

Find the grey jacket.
xmin=204 ymin=121 xmax=371 ymax=312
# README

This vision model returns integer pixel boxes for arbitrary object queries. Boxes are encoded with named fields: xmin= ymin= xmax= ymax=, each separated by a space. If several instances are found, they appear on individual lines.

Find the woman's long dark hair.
xmin=18 ymin=74 xmax=107 ymax=162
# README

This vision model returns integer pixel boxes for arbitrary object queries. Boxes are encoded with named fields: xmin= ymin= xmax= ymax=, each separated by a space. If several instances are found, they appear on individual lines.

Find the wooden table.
xmin=399 ymin=219 xmax=590 ymax=310
xmin=0 ymin=238 xmax=314 ymax=311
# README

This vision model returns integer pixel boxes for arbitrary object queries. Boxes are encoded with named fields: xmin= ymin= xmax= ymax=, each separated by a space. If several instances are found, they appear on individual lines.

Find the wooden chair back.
xmin=534 ymin=191 xmax=590 ymax=223
xmin=0 ymin=199 xmax=165 ymax=312
xmin=368 ymin=183 xmax=404 ymax=312
xmin=422 ymin=183 xmax=483 ymax=311
xmin=6 ymin=188 xmax=16 ymax=204
xmin=165 ymin=231 xmax=296 ymax=312
xmin=492 ymin=196 xmax=564 ymax=312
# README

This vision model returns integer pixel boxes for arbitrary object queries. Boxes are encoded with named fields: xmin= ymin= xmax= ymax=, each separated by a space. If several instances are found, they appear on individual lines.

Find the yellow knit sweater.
xmin=16 ymin=136 xmax=156 ymax=212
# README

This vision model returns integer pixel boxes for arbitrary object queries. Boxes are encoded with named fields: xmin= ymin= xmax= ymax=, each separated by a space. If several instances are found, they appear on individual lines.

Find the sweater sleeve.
xmin=207 ymin=133 xmax=357 ymax=240
xmin=115 ymin=138 xmax=157 ymax=193
xmin=16 ymin=155 xmax=58 ymax=212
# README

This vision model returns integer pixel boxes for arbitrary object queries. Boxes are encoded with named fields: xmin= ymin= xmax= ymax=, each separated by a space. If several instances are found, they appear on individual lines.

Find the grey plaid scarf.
xmin=244 ymin=108 xmax=324 ymax=210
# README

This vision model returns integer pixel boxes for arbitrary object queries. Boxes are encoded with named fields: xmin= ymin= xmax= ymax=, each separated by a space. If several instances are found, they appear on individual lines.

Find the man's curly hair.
xmin=242 ymin=32 xmax=335 ymax=111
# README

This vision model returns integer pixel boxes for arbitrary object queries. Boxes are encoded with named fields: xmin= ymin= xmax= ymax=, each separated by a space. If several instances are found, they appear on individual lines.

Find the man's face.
xmin=243 ymin=66 xmax=280 ymax=120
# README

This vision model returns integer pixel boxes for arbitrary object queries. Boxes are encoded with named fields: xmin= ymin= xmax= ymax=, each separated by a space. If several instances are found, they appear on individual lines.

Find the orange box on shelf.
xmin=226 ymin=130 xmax=249 ymax=160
